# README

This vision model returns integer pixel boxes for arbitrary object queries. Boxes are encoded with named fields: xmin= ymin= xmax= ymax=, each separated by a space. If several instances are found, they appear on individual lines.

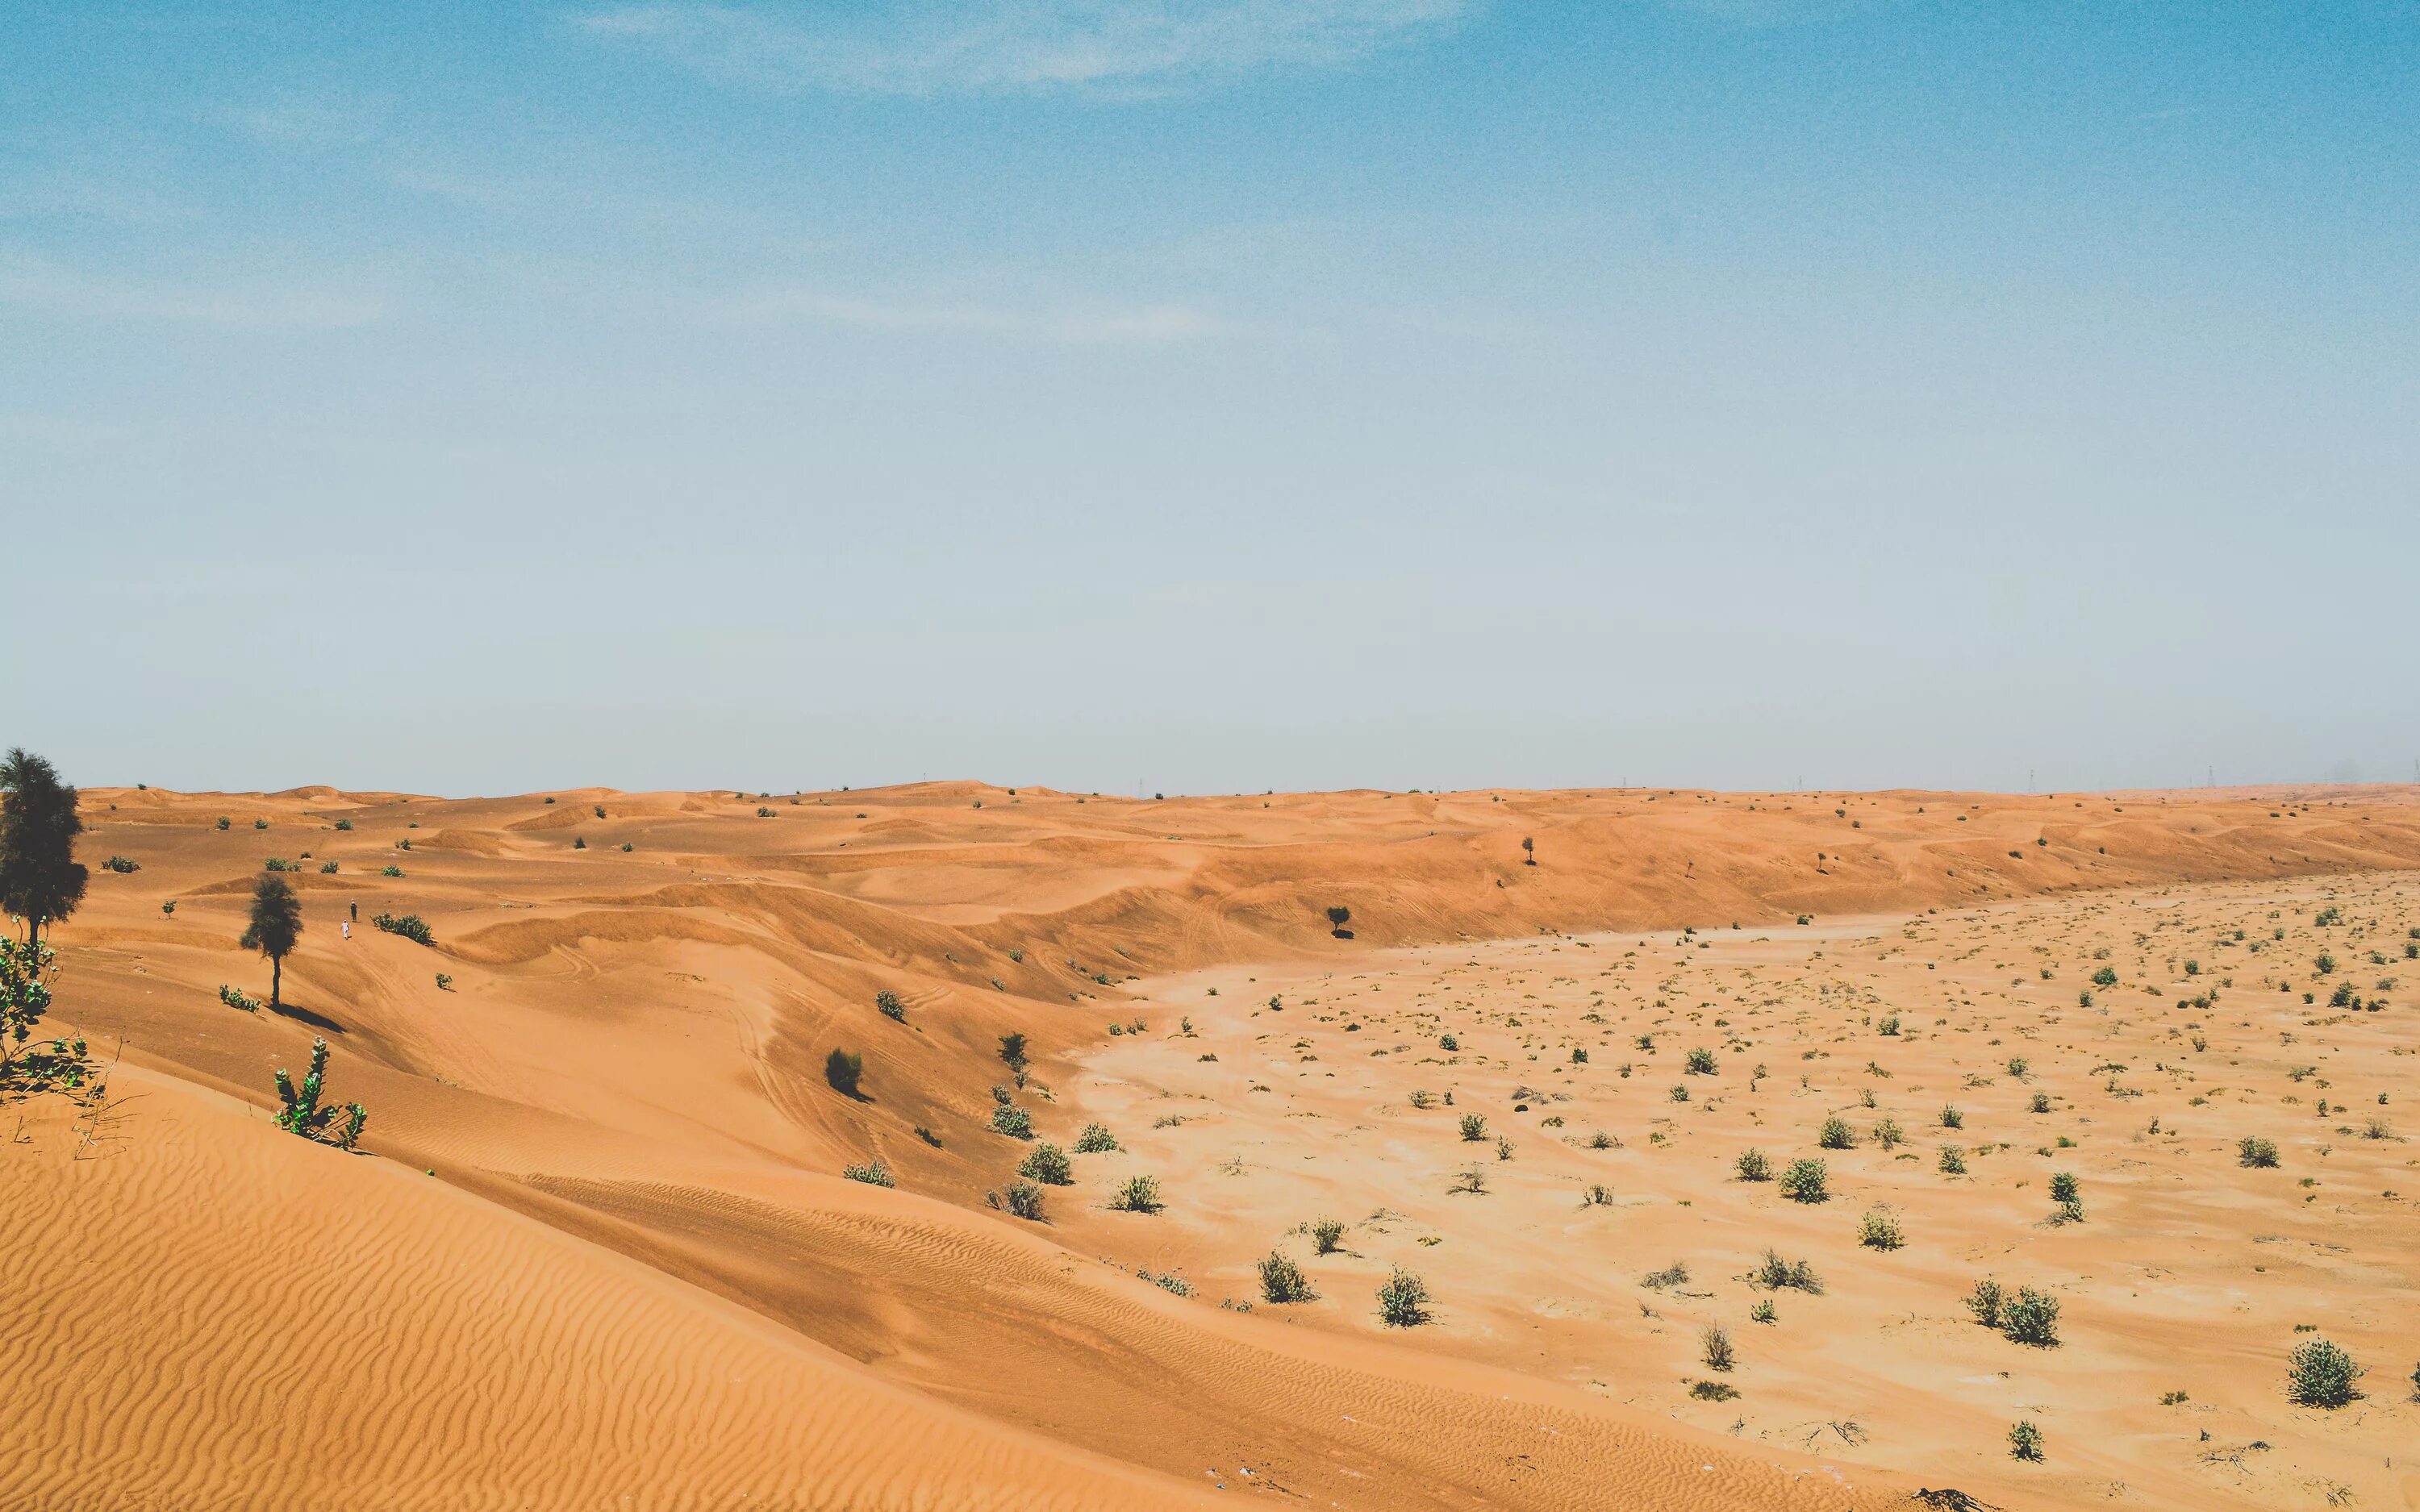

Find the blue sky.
xmin=4 ymin=2 xmax=2414 ymax=796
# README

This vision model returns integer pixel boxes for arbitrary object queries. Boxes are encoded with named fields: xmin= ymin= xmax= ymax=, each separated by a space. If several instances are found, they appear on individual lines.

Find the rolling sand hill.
xmin=10 ymin=781 xmax=2420 ymax=1510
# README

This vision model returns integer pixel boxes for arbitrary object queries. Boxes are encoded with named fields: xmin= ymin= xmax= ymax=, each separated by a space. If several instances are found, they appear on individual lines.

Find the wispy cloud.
xmin=572 ymin=0 xmax=1471 ymax=97
xmin=208 ymin=86 xmax=391 ymax=151
xmin=722 ymin=285 xmax=1236 ymax=344
xmin=0 ymin=255 xmax=385 ymax=330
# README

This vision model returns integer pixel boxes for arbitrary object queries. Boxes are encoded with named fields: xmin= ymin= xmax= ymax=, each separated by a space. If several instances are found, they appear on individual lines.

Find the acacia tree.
xmin=0 ymin=749 xmax=87 ymax=962
xmin=241 ymin=873 xmax=304 ymax=1010
xmin=1521 ymin=836 xmax=1536 ymax=865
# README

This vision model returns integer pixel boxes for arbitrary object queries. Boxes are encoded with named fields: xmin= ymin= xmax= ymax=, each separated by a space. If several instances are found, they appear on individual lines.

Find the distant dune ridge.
xmin=10 ymin=778 xmax=2420 ymax=1510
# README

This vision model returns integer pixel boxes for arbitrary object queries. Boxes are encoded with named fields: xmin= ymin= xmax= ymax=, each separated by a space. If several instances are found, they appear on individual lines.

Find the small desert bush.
xmin=372 ymin=911 xmax=432 ymax=945
xmin=1311 ymin=1216 xmax=1347 ymax=1253
xmin=1018 ymin=1143 xmax=1073 ymax=1185
xmin=1751 ymin=1248 xmax=1822 ymax=1293
xmin=1073 ymin=1122 xmax=1120 ymax=1153
xmin=841 ymin=1158 xmax=895 ymax=1187
xmin=1581 ymin=1183 xmax=1613 ymax=1206
xmin=1878 ymin=1014 xmax=1900 ymax=1035
xmin=1642 ymin=1260 xmax=1689 ymax=1289
xmin=1780 ymin=1158 xmax=1830 ymax=1202
xmin=103 ymin=855 xmax=139 ymax=874
xmin=2285 ymin=1338 xmax=2363 ymax=1408
xmin=2030 ymin=1092 xmax=2052 ymax=1114
xmin=990 ymin=1105 xmax=1033 ymax=1139
xmin=2238 ymin=1135 xmax=2280 ymax=1168
xmin=1817 ymin=1117 xmax=1854 ymax=1150
xmin=1684 ymin=1046 xmax=1717 ymax=1075
xmin=1938 ymin=1104 xmax=1964 ymax=1129
xmin=218 ymin=983 xmax=261 ymax=1013
xmin=2008 ymin=1419 xmax=2044 ymax=1462
xmin=1700 ymin=1323 xmax=1734 ymax=1372
xmin=1734 ymin=1148 xmax=1771 ymax=1181
xmin=875 ymin=989 xmax=905 ymax=1022
xmin=1873 ymin=1116 xmax=1905 ymax=1149
xmin=2001 ymin=1286 xmax=2061 ymax=1347
xmin=2047 ymin=1170 xmax=2082 ymax=1222
xmin=1109 ymin=1174 xmax=1163 ymax=1213
xmin=1938 ymin=1144 xmax=1967 ymax=1175
xmin=824 ymin=1048 xmax=864 ymax=1097
xmin=1965 ymin=1278 xmax=2005 ymax=1328
xmin=1688 ymin=1380 xmax=1738 ymax=1402
xmin=1858 ymin=1206 xmax=1905 ymax=1250
xmin=1749 ymin=1297 xmax=1776 ymax=1323
xmin=1458 ymin=1113 xmax=1487 ymax=1141
xmin=1258 ymin=1252 xmax=1316 ymax=1304
xmin=989 ymin=1180 xmax=1046 ymax=1220
xmin=1376 ymin=1267 xmax=1431 ymax=1327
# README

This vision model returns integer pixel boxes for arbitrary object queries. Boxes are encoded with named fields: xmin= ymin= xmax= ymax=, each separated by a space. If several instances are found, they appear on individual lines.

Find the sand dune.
xmin=15 ymin=781 xmax=2420 ymax=1509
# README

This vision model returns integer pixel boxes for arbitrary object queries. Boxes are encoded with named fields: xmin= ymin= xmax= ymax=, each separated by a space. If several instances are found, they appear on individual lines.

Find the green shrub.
xmin=1684 ymin=1046 xmax=1717 ymax=1075
xmin=841 ymin=1158 xmax=895 ymax=1187
xmin=1258 ymin=1252 xmax=1316 ymax=1303
xmin=2008 ymin=1420 xmax=2044 ymax=1462
xmin=824 ymin=1048 xmax=864 ymax=1097
xmin=2091 ymin=966 xmax=2118 ymax=987
xmin=1376 ymin=1266 xmax=1430 ymax=1327
xmin=103 ymin=855 xmax=139 ymax=874
xmin=1817 ymin=1117 xmax=1855 ymax=1149
xmin=1858 ymin=1206 xmax=1905 ymax=1250
xmin=1458 ymin=1112 xmax=1487 ymax=1141
xmin=1311 ymin=1216 xmax=1347 ymax=1253
xmin=263 ymin=857 xmax=292 ymax=872
xmin=2047 ymin=1171 xmax=2081 ymax=1221
xmin=215 ymin=817 xmax=230 ymax=830
xmin=334 ymin=818 xmax=353 ymax=831
xmin=319 ymin=860 xmax=337 ymax=873
xmin=218 ymin=983 xmax=260 ymax=1013
xmin=1751 ymin=1248 xmax=1822 ymax=1293
xmin=2238 ymin=1135 xmax=2280 ymax=1168
xmin=1965 ymin=1277 xmax=2005 ymax=1327
xmin=990 ymin=1105 xmax=1033 ymax=1139
xmin=1780 ymin=1159 xmax=1829 ymax=1202
xmin=371 ymin=911 xmax=432 ymax=945
xmin=1938 ymin=1104 xmax=1964 ymax=1129
xmin=2285 ymin=1338 xmax=2362 ymax=1408
xmin=1109 ymin=1174 xmax=1162 ymax=1213
xmin=1700 ymin=1323 xmax=1734 ymax=1372
xmin=1874 ymin=1116 xmax=1905 ymax=1149
xmin=1018 ymin=1143 xmax=1073 ymax=1185
xmin=875 ymin=989 xmax=905 ymax=1022
xmin=381 ymin=863 xmax=405 ymax=877
xmin=271 ymin=1036 xmax=367 ymax=1150
xmin=2001 ymin=1286 xmax=2061 ymax=1346
xmin=1938 ymin=1144 xmax=1967 ymax=1175
xmin=1734 ymin=1148 xmax=1771 ymax=1181
xmin=991 ymin=1180 xmax=1046 ymax=1220
xmin=1750 ymin=1298 xmax=1777 ymax=1323
xmin=1878 ymin=1014 xmax=1900 ymax=1035
xmin=252 ymin=818 xmax=268 ymax=831
xmin=1642 ymin=1260 xmax=1688 ymax=1289
xmin=2030 ymin=1092 xmax=2052 ymax=1113
xmin=1073 ymin=1122 xmax=1120 ymax=1153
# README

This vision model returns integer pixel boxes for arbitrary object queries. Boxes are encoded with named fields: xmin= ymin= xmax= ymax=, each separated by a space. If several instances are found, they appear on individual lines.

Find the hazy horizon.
xmin=7 ymin=2 xmax=2414 ymax=797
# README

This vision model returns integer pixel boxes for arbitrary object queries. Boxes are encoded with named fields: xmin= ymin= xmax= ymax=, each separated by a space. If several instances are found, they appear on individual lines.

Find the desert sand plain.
xmin=6 ymin=781 xmax=2418 ymax=1511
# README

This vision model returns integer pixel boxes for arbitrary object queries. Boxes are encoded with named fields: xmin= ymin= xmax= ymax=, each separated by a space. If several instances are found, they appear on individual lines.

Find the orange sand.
xmin=12 ymin=781 xmax=2420 ymax=1510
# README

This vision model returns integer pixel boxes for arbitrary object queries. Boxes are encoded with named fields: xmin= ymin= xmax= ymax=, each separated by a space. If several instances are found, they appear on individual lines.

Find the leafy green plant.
xmin=2238 ymin=1135 xmax=2280 ymax=1168
xmin=2008 ymin=1420 xmax=2044 ymax=1462
xmin=1684 ymin=1046 xmax=1717 ymax=1075
xmin=824 ymin=1048 xmax=864 ymax=1097
xmin=1311 ymin=1216 xmax=1347 ymax=1254
xmin=1458 ymin=1112 xmax=1487 ymax=1141
xmin=1700 ymin=1323 xmax=1734 ymax=1372
xmin=990 ymin=1180 xmax=1046 ymax=1220
xmin=1858 ymin=1206 xmax=1905 ymax=1250
xmin=1734 ymin=1148 xmax=1771 ymax=1181
xmin=990 ymin=1104 xmax=1033 ymax=1139
xmin=1073 ymin=1121 xmax=1120 ymax=1153
xmin=273 ymin=1037 xmax=367 ymax=1150
xmin=1258 ymin=1252 xmax=1316 ymax=1303
xmin=1376 ymin=1266 xmax=1430 ymax=1327
xmin=2285 ymin=1338 xmax=2362 ymax=1408
xmin=1109 ymin=1174 xmax=1163 ymax=1213
xmin=1751 ymin=1248 xmax=1822 ymax=1293
xmin=842 ymin=1158 xmax=895 ymax=1187
xmin=1780 ymin=1159 xmax=1830 ymax=1202
xmin=1019 ymin=1143 xmax=1073 ymax=1185
xmin=1965 ymin=1278 xmax=2005 ymax=1327
xmin=371 ymin=911 xmax=432 ymax=945
xmin=218 ymin=983 xmax=260 ymax=1013
xmin=875 ymin=989 xmax=905 ymax=1022
xmin=2001 ymin=1287 xmax=2061 ymax=1346
xmin=1817 ymin=1117 xmax=1855 ymax=1149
